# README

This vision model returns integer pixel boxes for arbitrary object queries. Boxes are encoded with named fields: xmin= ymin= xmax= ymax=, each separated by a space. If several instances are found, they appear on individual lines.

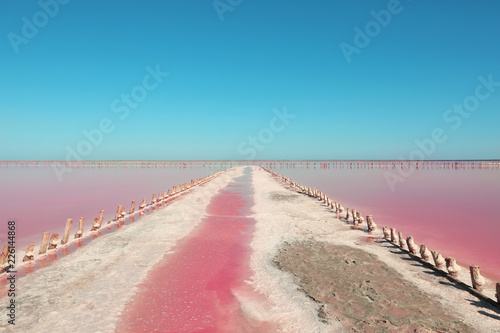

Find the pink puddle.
xmin=116 ymin=168 xmax=275 ymax=333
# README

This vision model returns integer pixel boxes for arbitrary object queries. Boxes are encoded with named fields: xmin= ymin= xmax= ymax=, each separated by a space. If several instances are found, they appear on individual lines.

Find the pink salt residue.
xmin=116 ymin=170 xmax=276 ymax=332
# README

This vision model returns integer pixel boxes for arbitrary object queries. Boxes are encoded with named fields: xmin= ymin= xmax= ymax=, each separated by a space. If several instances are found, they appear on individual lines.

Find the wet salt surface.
xmin=117 ymin=168 xmax=276 ymax=332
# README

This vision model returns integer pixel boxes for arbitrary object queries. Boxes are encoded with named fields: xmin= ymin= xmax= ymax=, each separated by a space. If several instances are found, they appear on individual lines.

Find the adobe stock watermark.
xmin=7 ymin=0 xmax=70 ymax=54
xmin=53 ymin=64 xmax=169 ymax=182
xmin=385 ymin=74 xmax=500 ymax=192
xmin=339 ymin=0 xmax=408 ymax=64
xmin=213 ymin=0 xmax=243 ymax=21
xmin=237 ymin=107 xmax=296 ymax=160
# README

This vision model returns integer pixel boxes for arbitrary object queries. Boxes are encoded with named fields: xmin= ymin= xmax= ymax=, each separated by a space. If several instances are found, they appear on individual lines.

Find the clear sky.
xmin=1 ymin=0 xmax=499 ymax=161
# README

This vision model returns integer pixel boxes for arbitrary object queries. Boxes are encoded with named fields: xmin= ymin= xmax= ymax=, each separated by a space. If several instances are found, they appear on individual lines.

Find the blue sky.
xmin=1 ymin=0 xmax=499 ymax=160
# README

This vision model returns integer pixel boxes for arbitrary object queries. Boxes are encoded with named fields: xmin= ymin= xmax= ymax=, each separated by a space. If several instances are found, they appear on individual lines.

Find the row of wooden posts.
xmin=260 ymin=167 xmax=500 ymax=306
xmin=0 ymin=171 xmax=224 ymax=274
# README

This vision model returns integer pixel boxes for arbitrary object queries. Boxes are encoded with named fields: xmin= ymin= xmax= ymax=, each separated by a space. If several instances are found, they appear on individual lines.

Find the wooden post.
xmin=383 ymin=226 xmax=391 ymax=240
xmin=98 ymin=210 xmax=105 ymax=228
xmin=139 ymin=197 xmax=147 ymax=209
xmin=406 ymin=236 xmax=418 ymax=255
xmin=129 ymin=200 xmax=135 ymax=214
xmin=48 ymin=233 xmax=59 ymax=250
xmin=431 ymin=251 xmax=445 ymax=269
xmin=496 ymin=282 xmax=500 ymax=303
xmin=357 ymin=212 xmax=364 ymax=224
xmin=352 ymin=209 xmax=357 ymax=224
xmin=445 ymin=257 xmax=460 ymax=277
xmin=120 ymin=206 xmax=126 ymax=218
xmin=469 ymin=265 xmax=485 ymax=292
xmin=398 ymin=231 xmax=407 ymax=250
xmin=366 ymin=215 xmax=377 ymax=232
xmin=346 ymin=208 xmax=351 ymax=221
xmin=23 ymin=243 xmax=35 ymax=262
xmin=0 ymin=246 xmax=10 ymax=272
xmin=75 ymin=216 xmax=85 ymax=239
xmin=114 ymin=205 xmax=122 ymax=221
xmin=390 ymin=228 xmax=398 ymax=244
xmin=39 ymin=231 xmax=50 ymax=255
xmin=419 ymin=244 xmax=431 ymax=262
xmin=61 ymin=218 xmax=73 ymax=245
xmin=91 ymin=217 xmax=100 ymax=231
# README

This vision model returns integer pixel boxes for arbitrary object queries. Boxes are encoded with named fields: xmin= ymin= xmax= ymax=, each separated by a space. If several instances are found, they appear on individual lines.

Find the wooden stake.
xmin=48 ymin=233 xmax=59 ymax=250
xmin=390 ymin=228 xmax=398 ymax=244
xmin=75 ymin=216 xmax=85 ymax=239
xmin=23 ymin=242 xmax=35 ymax=262
xmin=114 ymin=205 xmax=122 ymax=221
xmin=445 ymin=257 xmax=460 ymax=277
xmin=406 ymin=236 xmax=418 ymax=255
xmin=98 ymin=210 xmax=105 ymax=228
xmin=470 ymin=265 xmax=485 ymax=292
xmin=398 ymin=231 xmax=407 ymax=250
xmin=61 ymin=218 xmax=73 ymax=245
xmin=383 ymin=226 xmax=391 ymax=240
xmin=91 ymin=217 xmax=100 ymax=231
xmin=496 ymin=282 xmax=500 ymax=303
xmin=139 ymin=197 xmax=147 ymax=209
xmin=39 ymin=231 xmax=50 ymax=255
xmin=431 ymin=251 xmax=445 ymax=269
xmin=129 ymin=200 xmax=135 ymax=214
xmin=366 ymin=215 xmax=377 ymax=232
xmin=420 ymin=244 xmax=431 ymax=262
xmin=0 ymin=245 xmax=9 ymax=272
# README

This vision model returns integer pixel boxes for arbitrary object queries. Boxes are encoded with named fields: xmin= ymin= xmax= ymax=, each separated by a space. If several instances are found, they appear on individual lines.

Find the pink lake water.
xmin=116 ymin=167 xmax=276 ymax=332
xmin=0 ymin=160 xmax=499 ymax=283
xmin=0 ymin=165 xmax=221 ymax=250
xmin=267 ymin=162 xmax=500 ymax=281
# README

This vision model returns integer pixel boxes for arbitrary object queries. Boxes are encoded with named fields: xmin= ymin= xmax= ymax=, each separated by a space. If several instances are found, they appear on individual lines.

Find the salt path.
xmin=0 ymin=166 xmax=499 ymax=332
xmin=116 ymin=167 xmax=277 ymax=332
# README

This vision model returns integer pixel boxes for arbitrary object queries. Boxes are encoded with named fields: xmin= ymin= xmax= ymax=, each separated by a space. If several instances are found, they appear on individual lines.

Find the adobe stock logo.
xmin=213 ymin=0 xmax=243 ymax=21
xmin=7 ymin=0 xmax=70 ymax=54
xmin=237 ymin=107 xmax=296 ymax=160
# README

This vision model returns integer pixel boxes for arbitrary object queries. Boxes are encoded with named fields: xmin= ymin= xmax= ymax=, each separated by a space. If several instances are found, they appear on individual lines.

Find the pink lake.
xmin=268 ymin=161 xmax=500 ymax=281
xmin=1 ymin=160 xmax=499 ymax=283
xmin=0 ymin=164 xmax=222 ymax=250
